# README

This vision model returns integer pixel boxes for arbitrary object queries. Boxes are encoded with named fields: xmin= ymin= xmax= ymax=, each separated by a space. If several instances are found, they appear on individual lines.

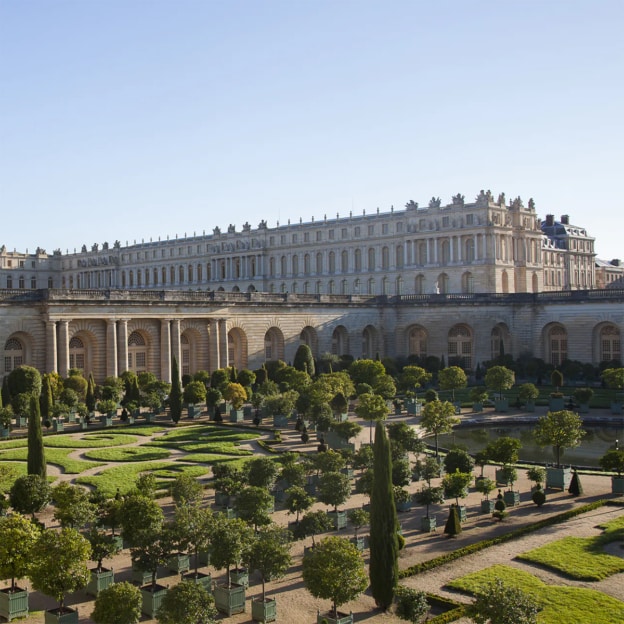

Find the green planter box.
xmin=230 ymin=409 xmax=244 ymax=423
xmin=611 ymin=476 xmax=624 ymax=494
xmin=494 ymin=398 xmax=509 ymax=413
xmin=213 ymin=583 xmax=246 ymax=616
xmin=251 ymin=597 xmax=277 ymax=623
xmin=0 ymin=587 xmax=28 ymax=621
xmin=272 ymin=414 xmax=289 ymax=428
xmin=131 ymin=565 xmax=154 ymax=587
xmin=546 ymin=466 xmax=572 ymax=490
xmin=16 ymin=416 xmax=28 ymax=428
xmin=350 ymin=535 xmax=366 ymax=552
xmin=472 ymin=402 xmax=483 ymax=413
xmin=230 ymin=567 xmax=249 ymax=588
xmin=611 ymin=402 xmax=623 ymax=415
xmin=183 ymin=571 xmax=212 ymax=593
xmin=243 ymin=405 xmax=253 ymax=418
xmin=495 ymin=469 xmax=510 ymax=487
xmin=0 ymin=427 xmax=9 ymax=439
xmin=144 ymin=412 xmax=156 ymax=423
xmin=141 ymin=585 xmax=168 ymax=618
xmin=480 ymin=499 xmax=495 ymax=514
xmin=420 ymin=516 xmax=436 ymax=532
xmin=578 ymin=403 xmax=590 ymax=414
xmin=198 ymin=549 xmax=211 ymax=566
xmin=100 ymin=415 xmax=113 ymax=427
xmin=214 ymin=492 xmax=230 ymax=508
xmin=317 ymin=610 xmax=353 ymax=624
xmin=503 ymin=490 xmax=520 ymax=507
xmin=187 ymin=404 xmax=200 ymax=419
xmin=396 ymin=500 xmax=412 ymax=512
xmin=549 ymin=397 xmax=565 ymax=411
xmin=168 ymin=552 xmax=190 ymax=575
xmin=44 ymin=608 xmax=79 ymax=624
xmin=86 ymin=567 xmax=114 ymax=597
xmin=327 ymin=510 xmax=347 ymax=530
xmin=406 ymin=400 xmax=422 ymax=415
xmin=53 ymin=420 xmax=64 ymax=432
xmin=524 ymin=400 xmax=536 ymax=412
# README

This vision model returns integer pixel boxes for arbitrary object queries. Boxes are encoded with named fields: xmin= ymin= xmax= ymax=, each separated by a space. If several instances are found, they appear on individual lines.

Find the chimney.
xmin=611 ymin=259 xmax=621 ymax=267
xmin=561 ymin=215 xmax=569 ymax=225
xmin=545 ymin=214 xmax=554 ymax=226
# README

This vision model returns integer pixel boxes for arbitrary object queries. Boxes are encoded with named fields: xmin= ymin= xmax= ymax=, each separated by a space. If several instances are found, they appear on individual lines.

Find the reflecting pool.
xmin=436 ymin=423 xmax=622 ymax=468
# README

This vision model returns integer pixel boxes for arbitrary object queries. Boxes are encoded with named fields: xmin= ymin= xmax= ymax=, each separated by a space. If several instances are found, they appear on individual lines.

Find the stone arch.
xmin=437 ymin=273 xmax=449 ymax=294
xmin=180 ymin=326 xmax=202 ymax=377
xmin=264 ymin=327 xmax=285 ymax=362
xmin=299 ymin=326 xmax=318 ymax=357
xmin=332 ymin=325 xmax=349 ymax=356
xmin=228 ymin=327 xmax=248 ymax=370
xmin=406 ymin=325 xmax=427 ymax=359
xmin=127 ymin=330 xmax=149 ymax=373
xmin=3 ymin=333 xmax=32 ymax=373
xmin=593 ymin=322 xmax=621 ymax=365
xmin=362 ymin=324 xmax=379 ymax=359
xmin=490 ymin=323 xmax=511 ymax=361
xmin=448 ymin=324 xmax=473 ymax=370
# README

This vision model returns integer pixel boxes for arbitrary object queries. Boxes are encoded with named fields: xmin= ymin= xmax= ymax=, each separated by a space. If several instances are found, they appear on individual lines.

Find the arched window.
xmin=269 ymin=258 xmax=276 ymax=277
xmin=417 ymin=243 xmax=427 ymax=265
xmin=341 ymin=279 xmax=348 ymax=294
xmin=303 ymin=281 xmax=309 ymax=294
xmin=448 ymin=325 xmax=473 ymax=370
xmin=462 ymin=272 xmax=474 ymax=294
xmin=206 ymin=262 xmax=212 ymax=281
xmin=415 ymin=274 xmax=425 ymax=294
xmin=4 ymin=338 xmax=23 ymax=373
xmin=228 ymin=328 xmax=248 ymax=369
xmin=188 ymin=265 xmax=193 ymax=282
xmin=264 ymin=327 xmax=284 ymax=361
xmin=197 ymin=264 xmax=202 ymax=282
xmin=438 ymin=273 xmax=449 ymax=294
xmin=181 ymin=334 xmax=191 ymax=377
xmin=332 ymin=325 xmax=349 ymax=356
xmin=367 ymin=277 xmax=375 ymax=295
xmin=362 ymin=325 xmax=377 ymax=359
xmin=69 ymin=336 xmax=86 ymax=372
xmin=600 ymin=325 xmax=620 ymax=363
xmin=491 ymin=325 xmax=510 ymax=361
xmin=328 ymin=280 xmax=335 ymax=294
xmin=408 ymin=326 xmax=427 ymax=358
xmin=547 ymin=325 xmax=567 ymax=366
xmin=396 ymin=275 xmax=403 ymax=295
xmin=121 ymin=272 xmax=126 ymax=288
xmin=128 ymin=331 xmax=147 ymax=372
xmin=502 ymin=271 xmax=509 ymax=293
xmin=354 ymin=278 xmax=361 ymax=294
xmin=162 ymin=267 xmax=167 ymax=285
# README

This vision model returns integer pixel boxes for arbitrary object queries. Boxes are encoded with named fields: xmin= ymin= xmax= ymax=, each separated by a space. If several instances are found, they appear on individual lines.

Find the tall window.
xmin=548 ymin=325 xmax=567 ymax=366
xmin=448 ymin=325 xmax=472 ymax=370
xmin=181 ymin=334 xmax=190 ymax=376
xmin=69 ymin=336 xmax=85 ymax=371
xmin=128 ymin=331 xmax=147 ymax=372
xmin=408 ymin=327 xmax=427 ymax=358
xmin=367 ymin=248 xmax=376 ymax=271
xmin=341 ymin=251 xmax=349 ymax=273
xmin=4 ymin=338 xmax=23 ymax=373
xmin=600 ymin=325 xmax=621 ymax=363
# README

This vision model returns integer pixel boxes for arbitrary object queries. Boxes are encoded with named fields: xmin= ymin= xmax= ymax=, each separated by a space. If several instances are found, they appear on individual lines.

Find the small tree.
xmin=600 ymin=449 xmax=624 ymax=476
xmin=354 ymin=392 xmax=390 ymax=443
xmin=466 ymin=578 xmax=538 ymax=624
xmin=476 ymin=477 xmax=496 ymax=500
xmin=438 ymin=366 xmax=467 ymax=402
xmin=0 ymin=512 xmax=40 ymax=590
xmin=182 ymin=380 xmax=207 ymax=406
xmin=442 ymin=470 xmax=472 ymax=507
xmin=223 ymin=382 xmax=247 ymax=410
xmin=533 ymin=410 xmax=586 ymax=468
xmin=526 ymin=466 xmax=546 ymax=488
xmin=29 ymin=527 xmax=92 ymax=613
xmin=248 ymin=523 xmax=292 ymax=602
xmin=169 ymin=356 xmax=183 ymax=423
xmin=484 ymin=365 xmax=515 ymax=399
xmin=210 ymin=515 xmax=254 ymax=587
xmin=443 ymin=448 xmax=475 ymax=474
xmin=92 ymin=581 xmax=142 ymax=624
xmin=234 ymin=486 xmax=274 ymax=531
xmin=317 ymin=471 xmax=351 ymax=514
xmin=245 ymin=456 xmax=279 ymax=489
xmin=420 ymin=400 xmax=459 ymax=457
xmin=170 ymin=473 xmax=203 ymax=506
xmin=602 ymin=368 xmax=624 ymax=402
xmin=171 ymin=504 xmax=214 ymax=578
xmin=302 ymin=536 xmax=367 ymax=617
xmin=395 ymin=586 xmax=430 ymax=623
xmin=294 ymin=343 xmax=316 ymax=376
xmin=156 ymin=580 xmax=218 ymax=624
xmin=27 ymin=394 xmax=46 ymax=477
xmin=52 ymin=482 xmax=96 ymax=529
xmin=293 ymin=510 xmax=333 ymax=545
xmin=568 ymin=469 xmax=583 ymax=496
xmin=9 ymin=474 xmax=50 ymax=518
xmin=284 ymin=485 xmax=314 ymax=524
xmin=347 ymin=508 xmax=369 ymax=541
xmin=119 ymin=493 xmax=164 ymax=548
xmin=86 ymin=527 xmax=122 ymax=572
xmin=517 ymin=383 xmax=539 ymax=405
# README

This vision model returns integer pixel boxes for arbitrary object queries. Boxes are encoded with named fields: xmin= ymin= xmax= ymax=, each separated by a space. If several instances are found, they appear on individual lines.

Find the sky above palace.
xmin=1 ymin=1 xmax=622 ymax=260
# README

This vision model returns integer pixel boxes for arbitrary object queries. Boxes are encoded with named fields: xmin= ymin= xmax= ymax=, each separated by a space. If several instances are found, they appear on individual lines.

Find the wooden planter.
xmin=140 ymin=584 xmax=168 ymax=618
xmin=549 ymin=397 xmax=565 ymax=411
xmin=144 ymin=412 xmax=156 ymax=423
xmin=480 ymin=499 xmax=495 ymax=514
xmin=524 ymin=400 xmax=536 ymax=412
xmin=182 ymin=571 xmax=212 ymax=593
xmin=420 ymin=516 xmax=436 ymax=532
xmin=131 ymin=564 xmax=154 ymax=587
xmin=472 ymin=402 xmax=483 ymax=413
xmin=167 ymin=552 xmax=190 ymax=575
xmin=0 ymin=587 xmax=28 ymax=622
xmin=52 ymin=420 xmax=64 ymax=432
xmin=272 ymin=414 xmax=289 ymax=428
xmin=44 ymin=608 xmax=79 ymax=624
xmin=230 ymin=409 xmax=244 ymax=423
xmin=100 ymin=415 xmax=113 ymax=427
xmin=187 ymin=404 xmax=200 ymax=419
xmin=317 ymin=610 xmax=354 ymax=624
xmin=611 ymin=402 xmax=623 ymax=415
xmin=611 ymin=476 xmax=624 ymax=494
xmin=327 ymin=510 xmax=347 ymax=530
xmin=494 ymin=398 xmax=509 ymax=413
xmin=229 ymin=567 xmax=249 ymax=588
xmin=350 ymin=535 xmax=366 ymax=551
xmin=396 ymin=500 xmax=412 ymax=512
xmin=503 ymin=490 xmax=520 ymax=507
xmin=546 ymin=466 xmax=572 ymax=490
xmin=0 ymin=427 xmax=9 ymax=439
xmin=86 ymin=567 xmax=114 ymax=596
xmin=214 ymin=492 xmax=230 ymax=508
xmin=16 ymin=416 xmax=28 ymax=428
xmin=251 ymin=597 xmax=277 ymax=623
xmin=213 ymin=582 xmax=246 ymax=616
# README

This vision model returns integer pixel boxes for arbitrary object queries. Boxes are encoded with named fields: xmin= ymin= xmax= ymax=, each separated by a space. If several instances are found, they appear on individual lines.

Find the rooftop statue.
xmin=429 ymin=197 xmax=441 ymax=208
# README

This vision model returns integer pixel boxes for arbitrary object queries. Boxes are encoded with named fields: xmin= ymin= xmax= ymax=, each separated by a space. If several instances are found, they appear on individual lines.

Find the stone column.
xmin=171 ymin=319 xmax=182 ymax=379
xmin=45 ymin=320 xmax=58 ymax=374
xmin=106 ymin=319 xmax=118 ymax=378
xmin=208 ymin=319 xmax=220 ymax=373
xmin=58 ymin=320 xmax=70 ymax=378
xmin=160 ymin=319 xmax=171 ymax=382
xmin=218 ymin=318 xmax=228 ymax=369
xmin=118 ymin=319 xmax=129 ymax=374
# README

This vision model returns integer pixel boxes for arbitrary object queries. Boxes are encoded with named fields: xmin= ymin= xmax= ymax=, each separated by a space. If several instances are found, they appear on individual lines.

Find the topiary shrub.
xmin=531 ymin=485 xmax=546 ymax=507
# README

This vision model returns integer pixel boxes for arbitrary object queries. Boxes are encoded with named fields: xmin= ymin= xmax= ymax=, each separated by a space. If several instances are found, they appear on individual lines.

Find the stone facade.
xmin=0 ymin=289 xmax=621 ymax=383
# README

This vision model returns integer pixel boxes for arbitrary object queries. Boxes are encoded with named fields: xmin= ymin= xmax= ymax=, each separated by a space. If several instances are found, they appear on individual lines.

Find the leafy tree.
xmin=248 ymin=523 xmax=292 ymax=602
xmin=29 ymin=527 xmax=91 ymax=612
xmin=135 ymin=472 xmax=158 ymax=498
xmin=169 ymin=356 xmax=183 ymax=423
xmin=476 ymin=477 xmax=496 ymax=500
xmin=210 ymin=368 xmax=231 ymax=392
xmin=443 ymin=448 xmax=475 ymax=474
xmin=420 ymin=400 xmax=459 ymax=457
xmin=398 ymin=365 xmax=431 ymax=394
xmin=387 ymin=421 xmax=425 ymax=455
xmin=353 ymin=444 xmax=374 ymax=472
xmin=9 ymin=474 xmax=50 ymax=518
xmin=533 ymin=410 xmax=586 ymax=467
xmin=278 ymin=458 xmax=306 ymax=488
xmin=171 ymin=504 xmax=214 ymax=577
xmin=92 ymin=581 xmax=142 ymax=624
xmin=374 ymin=374 xmax=397 ymax=399
xmin=329 ymin=391 xmax=348 ymax=417
xmin=64 ymin=370 xmax=88 ymax=401
xmin=284 ymin=486 xmax=314 ymax=524
xmin=119 ymin=493 xmax=164 ymax=547
xmin=347 ymin=507 xmax=369 ymax=540
xmin=0 ymin=512 xmax=40 ymax=590
xmin=234 ymin=486 xmax=274 ymax=531
xmin=170 ymin=473 xmax=203 ymax=506
xmin=486 ymin=436 xmax=521 ymax=467
xmin=466 ymin=578 xmax=539 ymax=624
xmin=302 ymin=536 xmax=367 ymax=617
xmin=130 ymin=524 xmax=172 ymax=589
xmin=369 ymin=420 xmax=399 ymax=610
xmin=600 ymin=449 xmax=624 ymax=476
xmin=205 ymin=387 xmax=222 ymax=412
xmin=292 ymin=510 xmax=333 ymax=545
xmin=8 ymin=365 xmax=42 ymax=407
xmin=182 ymin=380 xmax=206 ymax=405
xmin=85 ymin=372 xmax=97 ymax=412
xmin=156 ymin=580 xmax=217 ymax=624
xmin=210 ymin=515 xmax=254 ymax=587
xmin=40 ymin=374 xmax=54 ymax=421
xmin=317 ymin=471 xmax=351 ymax=513
xmin=86 ymin=526 xmax=122 ymax=572
xmin=331 ymin=420 xmax=363 ymax=442
xmin=438 ymin=366 xmax=467 ymax=401
xmin=395 ymin=586 xmax=430 ymax=623
xmin=52 ymin=482 xmax=96 ymax=529
xmin=311 ymin=449 xmax=345 ymax=474
xmin=442 ymin=470 xmax=472 ymax=507
xmin=223 ymin=382 xmax=247 ymax=410
xmin=294 ymin=343 xmax=316 ymax=376
xmin=517 ymin=382 xmax=539 ymax=404
xmin=485 ymin=365 xmax=516 ymax=399
xmin=244 ymin=456 xmax=279 ymax=489
xmin=348 ymin=359 xmax=386 ymax=388
xmin=354 ymin=392 xmax=390 ymax=443
xmin=27 ymin=394 xmax=46 ymax=477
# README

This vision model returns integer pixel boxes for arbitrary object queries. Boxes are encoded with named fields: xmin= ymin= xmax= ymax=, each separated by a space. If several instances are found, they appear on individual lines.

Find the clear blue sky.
xmin=1 ymin=0 xmax=622 ymax=260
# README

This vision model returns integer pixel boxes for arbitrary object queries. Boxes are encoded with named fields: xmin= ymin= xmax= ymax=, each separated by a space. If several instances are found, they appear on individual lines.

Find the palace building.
xmin=0 ymin=190 xmax=622 ymax=383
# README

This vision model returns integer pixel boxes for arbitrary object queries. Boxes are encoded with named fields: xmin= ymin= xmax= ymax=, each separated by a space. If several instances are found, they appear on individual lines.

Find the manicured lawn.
xmin=151 ymin=425 xmax=260 ymax=443
xmin=448 ymin=564 xmax=624 ymax=624
xmin=517 ymin=514 xmax=624 ymax=580
xmin=102 ymin=425 xmax=168 ymax=436
xmin=183 ymin=452 xmax=252 ymax=464
xmin=147 ymin=440 xmax=253 ymax=455
xmin=0 ymin=447 xmax=104 ymax=474
xmin=0 ymin=462 xmax=26 ymax=491
xmin=0 ymin=438 xmax=28 ymax=450
xmin=44 ymin=434 xmax=139 ymax=448
xmin=84 ymin=447 xmax=171 ymax=462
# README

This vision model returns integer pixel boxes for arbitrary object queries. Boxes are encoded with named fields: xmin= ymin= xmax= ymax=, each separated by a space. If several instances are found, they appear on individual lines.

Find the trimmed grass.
xmin=448 ymin=564 xmax=624 ymax=624
xmin=0 ymin=462 xmax=27 ymax=491
xmin=183 ymin=452 xmax=252 ymax=464
xmin=98 ymin=425 xmax=168 ymax=436
xmin=44 ymin=434 xmax=138 ymax=448
xmin=147 ymin=440 xmax=253 ymax=455
xmin=151 ymin=425 xmax=260 ymax=443
xmin=0 ymin=447 xmax=104 ymax=474
xmin=0 ymin=439 xmax=28 ymax=450
xmin=517 ymin=514 xmax=624 ymax=581
xmin=76 ymin=461 xmax=175 ymax=497
xmin=84 ymin=447 xmax=171 ymax=462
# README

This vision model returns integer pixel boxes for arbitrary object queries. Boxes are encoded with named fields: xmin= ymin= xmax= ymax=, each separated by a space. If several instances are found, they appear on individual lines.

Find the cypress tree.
xmin=1 ymin=376 xmax=9 ymax=408
xmin=86 ymin=373 xmax=96 ymax=413
xmin=131 ymin=376 xmax=141 ymax=404
xmin=369 ymin=419 xmax=399 ymax=610
xmin=40 ymin=375 xmax=54 ymax=421
xmin=27 ymin=395 xmax=46 ymax=478
xmin=170 ymin=356 xmax=183 ymax=423
xmin=293 ymin=344 xmax=315 ymax=376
